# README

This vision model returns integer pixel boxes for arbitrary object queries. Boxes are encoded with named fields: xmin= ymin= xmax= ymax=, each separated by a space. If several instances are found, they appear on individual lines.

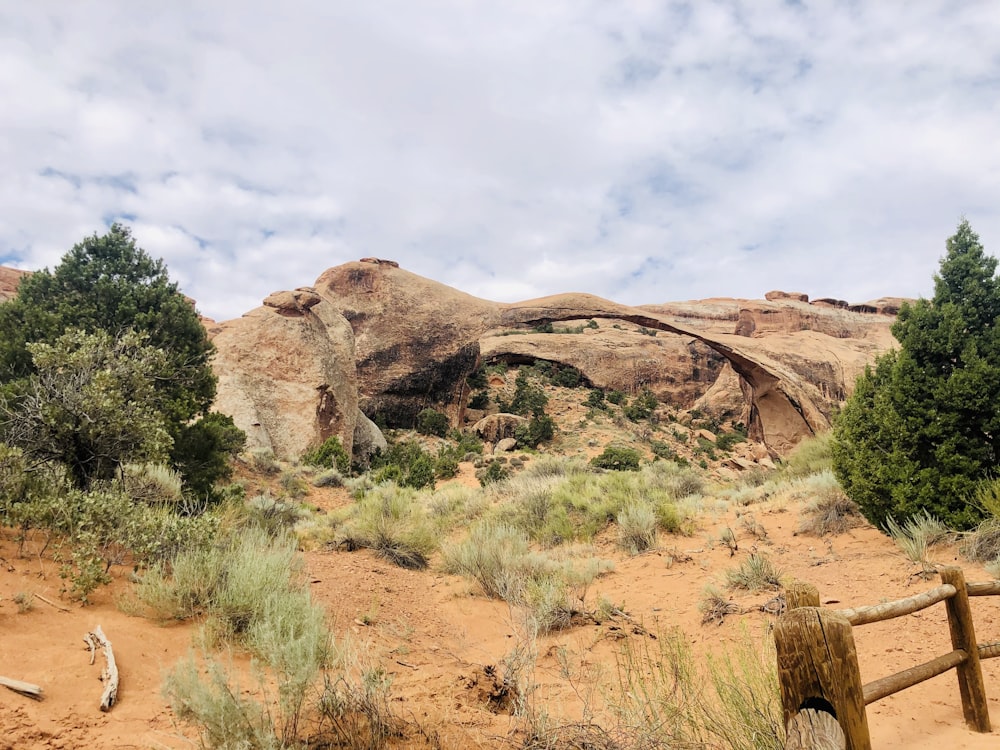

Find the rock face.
xmin=0 ymin=262 xmax=898 ymax=460
xmin=211 ymin=297 xmax=358 ymax=460
xmin=0 ymin=267 xmax=27 ymax=302
xmin=315 ymin=260 xmax=500 ymax=428
xmin=206 ymin=260 xmax=900 ymax=457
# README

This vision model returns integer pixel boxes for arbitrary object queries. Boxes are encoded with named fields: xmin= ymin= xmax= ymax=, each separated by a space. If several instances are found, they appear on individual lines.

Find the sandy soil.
xmin=2 ymin=483 xmax=1000 ymax=749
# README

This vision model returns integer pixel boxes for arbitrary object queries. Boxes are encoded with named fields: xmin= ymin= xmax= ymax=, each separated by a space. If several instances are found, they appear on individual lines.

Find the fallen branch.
xmin=34 ymin=593 xmax=70 ymax=612
xmin=83 ymin=625 xmax=119 ymax=712
xmin=0 ymin=675 xmax=43 ymax=700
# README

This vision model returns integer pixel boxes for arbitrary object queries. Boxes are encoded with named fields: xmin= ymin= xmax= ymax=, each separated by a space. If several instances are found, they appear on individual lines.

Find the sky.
xmin=2 ymin=2 xmax=1000 ymax=322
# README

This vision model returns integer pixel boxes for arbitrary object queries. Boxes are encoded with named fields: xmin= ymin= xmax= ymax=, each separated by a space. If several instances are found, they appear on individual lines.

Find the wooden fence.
xmin=774 ymin=566 xmax=1000 ymax=749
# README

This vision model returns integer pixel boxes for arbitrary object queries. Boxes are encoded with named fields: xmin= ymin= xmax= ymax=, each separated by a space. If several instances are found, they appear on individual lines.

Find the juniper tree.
xmin=832 ymin=219 xmax=1000 ymax=529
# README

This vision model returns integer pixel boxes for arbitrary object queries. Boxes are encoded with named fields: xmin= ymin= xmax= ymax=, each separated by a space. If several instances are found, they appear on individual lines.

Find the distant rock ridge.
xmin=0 ymin=263 xmax=904 ymax=460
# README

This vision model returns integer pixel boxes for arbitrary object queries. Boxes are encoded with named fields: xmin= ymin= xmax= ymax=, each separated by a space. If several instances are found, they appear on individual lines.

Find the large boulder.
xmin=211 ymin=295 xmax=358 ymax=460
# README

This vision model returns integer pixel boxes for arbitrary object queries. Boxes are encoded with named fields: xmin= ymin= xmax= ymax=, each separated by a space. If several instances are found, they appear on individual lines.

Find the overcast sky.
xmin=2 ymin=2 xmax=999 ymax=321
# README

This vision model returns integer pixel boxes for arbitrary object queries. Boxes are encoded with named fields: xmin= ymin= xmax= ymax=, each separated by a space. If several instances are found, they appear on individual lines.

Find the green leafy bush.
xmin=478 ymin=460 xmax=511 ymax=486
xmin=551 ymin=367 xmax=582 ymax=388
xmin=590 ymin=446 xmax=641 ymax=471
xmin=468 ymin=391 xmax=489 ymax=409
xmin=371 ymin=439 xmax=435 ymax=489
xmin=515 ymin=414 xmax=555 ymax=448
xmin=415 ymin=408 xmax=449 ymax=437
xmin=302 ymin=436 xmax=351 ymax=475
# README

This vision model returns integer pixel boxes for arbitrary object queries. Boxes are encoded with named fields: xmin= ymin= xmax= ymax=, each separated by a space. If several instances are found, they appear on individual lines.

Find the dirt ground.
xmin=2 ymin=472 xmax=1000 ymax=750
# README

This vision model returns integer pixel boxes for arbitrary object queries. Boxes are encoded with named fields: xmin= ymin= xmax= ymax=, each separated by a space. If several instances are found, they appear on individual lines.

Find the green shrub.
xmin=120 ymin=463 xmax=184 ymax=505
xmin=583 ymin=389 xmax=605 ymax=409
xmin=606 ymin=390 xmax=626 ymax=405
xmin=468 ymin=391 xmax=489 ymax=410
xmin=515 ymin=414 xmax=555 ymax=448
xmin=590 ymin=446 xmax=641 ymax=471
xmin=716 ymin=431 xmax=747 ymax=452
xmin=507 ymin=370 xmax=548 ymax=416
xmin=623 ymin=388 xmax=658 ymax=422
xmin=371 ymin=440 xmax=435 ymax=490
xmin=725 ymin=553 xmax=783 ymax=592
xmin=551 ymin=367 xmax=582 ymax=388
xmin=616 ymin=502 xmax=658 ymax=554
xmin=415 ymin=408 xmax=449 ymax=437
xmin=302 ymin=436 xmax=351 ymax=475
xmin=478 ymin=460 xmax=511 ymax=486
xmin=247 ymin=447 xmax=281 ymax=475
xmin=337 ymin=485 xmax=437 ymax=569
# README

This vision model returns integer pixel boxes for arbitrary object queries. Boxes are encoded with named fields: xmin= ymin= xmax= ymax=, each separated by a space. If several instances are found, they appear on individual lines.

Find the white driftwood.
xmin=84 ymin=625 xmax=119 ymax=712
xmin=0 ymin=675 xmax=43 ymax=700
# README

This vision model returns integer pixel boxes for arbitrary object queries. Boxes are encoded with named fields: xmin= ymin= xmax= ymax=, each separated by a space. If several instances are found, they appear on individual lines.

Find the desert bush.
xmin=885 ymin=511 xmax=949 ymax=568
xmin=616 ymin=502 xmax=658 ymax=554
xmin=478 ymin=460 xmax=511 ymax=486
xmin=607 ymin=627 xmax=782 ymax=749
xmin=782 ymin=431 xmax=833 ymax=478
xmin=120 ymin=462 xmax=184 ymax=505
xmin=622 ymin=389 xmax=659 ymax=422
xmin=337 ymin=484 xmax=437 ymax=569
xmin=246 ymin=447 xmax=281 ymax=475
xmin=799 ymin=489 xmax=863 ymax=536
xmin=158 ymin=526 xmax=390 ymax=750
xmin=590 ymin=446 xmax=641 ymax=471
xmin=468 ymin=390 xmax=490 ymax=410
xmin=515 ymin=413 xmax=556 ymax=448
xmin=245 ymin=493 xmax=304 ymax=536
xmin=371 ymin=439 xmax=436 ymax=490
xmin=725 ymin=553 xmax=783 ymax=592
xmin=279 ymin=469 xmax=310 ymax=499
xmin=415 ymin=408 xmax=449 ymax=437
xmin=301 ymin=436 xmax=351 ymax=475
xmin=441 ymin=522 xmax=611 ymax=631
xmin=551 ymin=366 xmax=582 ymax=388
xmin=312 ymin=468 xmax=344 ymax=488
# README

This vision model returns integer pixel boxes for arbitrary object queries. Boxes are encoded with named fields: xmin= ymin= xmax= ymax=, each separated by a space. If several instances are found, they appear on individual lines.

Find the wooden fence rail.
xmin=775 ymin=565 xmax=997 ymax=749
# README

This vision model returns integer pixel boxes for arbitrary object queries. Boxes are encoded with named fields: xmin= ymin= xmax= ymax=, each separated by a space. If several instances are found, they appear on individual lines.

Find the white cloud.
xmin=1 ymin=1 xmax=1000 ymax=320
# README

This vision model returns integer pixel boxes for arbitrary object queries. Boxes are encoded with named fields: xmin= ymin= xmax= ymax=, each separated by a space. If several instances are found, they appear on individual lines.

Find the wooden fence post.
xmin=786 ymin=581 xmax=820 ymax=610
xmin=939 ymin=566 xmax=991 ymax=732
xmin=775 ymin=608 xmax=871 ymax=750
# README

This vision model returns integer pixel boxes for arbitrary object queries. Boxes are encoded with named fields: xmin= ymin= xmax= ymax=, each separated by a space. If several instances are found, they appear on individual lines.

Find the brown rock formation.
xmin=0 ymin=262 xmax=898 ymax=459
xmin=211 ymin=296 xmax=358 ymax=460
xmin=0 ymin=267 xmax=28 ymax=302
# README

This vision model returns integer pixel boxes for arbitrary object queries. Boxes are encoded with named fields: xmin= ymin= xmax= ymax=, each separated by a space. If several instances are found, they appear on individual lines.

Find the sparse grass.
xmin=13 ymin=591 xmax=33 ymax=613
xmin=616 ymin=502 xmax=657 ymax=554
xmin=700 ymin=586 xmax=741 ymax=626
xmin=441 ymin=522 xmax=612 ymax=632
xmin=337 ymin=484 xmax=437 ymax=569
xmin=725 ymin=553 xmax=783 ymax=592
xmin=246 ymin=447 xmax=281 ymax=475
xmin=606 ymin=627 xmax=783 ymax=749
xmin=961 ymin=517 xmax=1000 ymax=563
xmin=798 ymin=489 xmax=863 ymax=536
xmin=780 ymin=431 xmax=833 ymax=478
xmin=885 ymin=511 xmax=949 ymax=570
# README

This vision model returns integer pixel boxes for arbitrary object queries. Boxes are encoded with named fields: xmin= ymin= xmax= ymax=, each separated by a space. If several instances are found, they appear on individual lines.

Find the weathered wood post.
xmin=786 ymin=581 xmax=820 ymax=610
xmin=939 ymin=566 xmax=991 ymax=732
xmin=775 ymin=608 xmax=871 ymax=750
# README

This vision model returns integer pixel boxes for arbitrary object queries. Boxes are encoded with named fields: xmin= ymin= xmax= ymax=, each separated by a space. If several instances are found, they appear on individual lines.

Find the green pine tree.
xmin=832 ymin=219 xmax=1000 ymax=529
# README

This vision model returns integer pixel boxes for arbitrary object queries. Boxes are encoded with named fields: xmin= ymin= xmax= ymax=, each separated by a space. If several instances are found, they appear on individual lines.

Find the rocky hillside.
xmin=0 ymin=260 xmax=901 ymax=462
xmin=208 ymin=258 xmax=902 ymax=462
